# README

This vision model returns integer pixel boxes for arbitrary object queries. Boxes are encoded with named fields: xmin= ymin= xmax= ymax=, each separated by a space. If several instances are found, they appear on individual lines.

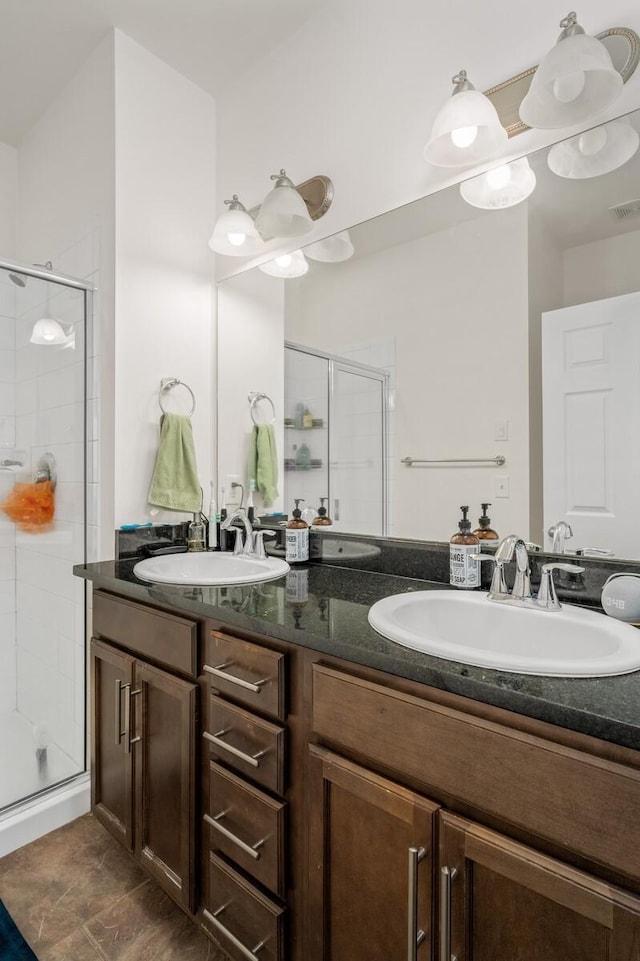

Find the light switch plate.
xmin=494 ymin=475 xmax=510 ymax=498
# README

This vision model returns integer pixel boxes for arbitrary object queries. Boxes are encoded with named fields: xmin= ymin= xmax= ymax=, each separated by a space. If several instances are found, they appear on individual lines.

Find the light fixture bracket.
xmin=484 ymin=25 xmax=639 ymax=137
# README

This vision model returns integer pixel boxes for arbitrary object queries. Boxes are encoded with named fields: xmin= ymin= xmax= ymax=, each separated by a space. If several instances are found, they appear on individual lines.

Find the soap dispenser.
xmin=474 ymin=503 xmax=499 ymax=541
xmin=449 ymin=506 xmax=479 ymax=589
xmin=312 ymin=497 xmax=332 ymax=526
xmin=286 ymin=499 xmax=309 ymax=563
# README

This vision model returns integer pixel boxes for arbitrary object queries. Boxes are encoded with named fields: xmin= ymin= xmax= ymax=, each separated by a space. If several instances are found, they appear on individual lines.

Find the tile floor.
xmin=0 ymin=813 xmax=224 ymax=960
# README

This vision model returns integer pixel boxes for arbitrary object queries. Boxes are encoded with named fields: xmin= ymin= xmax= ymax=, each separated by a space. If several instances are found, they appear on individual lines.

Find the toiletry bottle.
xmin=247 ymin=480 xmax=255 ymax=523
xmin=208 ymin=482 xmax=218 ymax=550
xmin=296 ymin=442 xmax=311 ymax=468
xmin=303 ymin=407 xmax=313 ymax=429
xmin=286 ymin=499 xmax=309 ymax=563
xmin=474 ymin=502 xmax=499 ymax=541
xmin=188 ymin=513 xmax=206 ymax=552
xmin=312 ymin=497 xmax=332 ymax=526
xmin=295 ymin=402 xmax=305 ymax=429
xmin=449 ymin=506 xmax=480 ymax=589
xmin=219 ymin=489 xmax=228 ymax=552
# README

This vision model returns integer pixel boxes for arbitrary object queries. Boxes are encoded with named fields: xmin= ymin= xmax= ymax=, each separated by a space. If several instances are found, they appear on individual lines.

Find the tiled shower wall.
xmin=12 ymin=227 xmax=98 ymax=767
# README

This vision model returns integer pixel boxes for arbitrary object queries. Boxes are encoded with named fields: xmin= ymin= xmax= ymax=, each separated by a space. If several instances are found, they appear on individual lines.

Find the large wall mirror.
xmin=217 ymin=106 xmax=640 ymax=562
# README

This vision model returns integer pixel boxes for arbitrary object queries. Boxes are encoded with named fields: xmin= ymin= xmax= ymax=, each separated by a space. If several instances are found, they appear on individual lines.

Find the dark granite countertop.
xmin=74 ymin=557 xmax=640 ymax=753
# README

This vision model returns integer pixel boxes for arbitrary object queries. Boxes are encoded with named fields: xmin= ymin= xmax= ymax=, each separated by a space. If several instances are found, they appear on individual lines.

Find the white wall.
xmin=113 ymin=32 xmax=216 ymax=527
xmin=287 ymin=204 xmax=530 ymax=541
xmin=0 ymin=143 xmax=18 ymax=257
xmin=563 ymin=227 xmax=640 ymax=306
xmin=215 ymin=0 xmax=640 ymax=280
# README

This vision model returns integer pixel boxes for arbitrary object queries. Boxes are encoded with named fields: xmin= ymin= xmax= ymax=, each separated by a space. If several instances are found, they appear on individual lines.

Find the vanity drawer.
xmin=312 ymin=664 xmax=640 ymax=883
xmin=203 ymin=853 xmax=285 ymax=961
xmin=204 ymin=694 xmax=286 ymax=795
xmin=93 ymin=590 xmax=197 ymax=676
xmin=203 ymin=629 xmax=286 ymax=720
xmin=206 ymin=761 xmax=286 ymax=897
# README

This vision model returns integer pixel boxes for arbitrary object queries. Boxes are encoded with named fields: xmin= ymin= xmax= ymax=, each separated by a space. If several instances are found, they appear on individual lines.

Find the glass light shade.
xmin=424 ymin=90 xmax=508 ymax=167
xmin=547 ymin=118 xmax=640 ymax=178
xmin=519 ymin=33 xmax=623 ymax=129
xmin=30 ymin=317 xmax=68 ymax=346
xmin=258 ymin=250 xmax=309 ymax=278
xmin=254 ymin=175 xmax=314 ymax=240
xmin=208 ymin=206 xmax=262 ymax=256
xmin=305 ymin=230 xmax=355 ymax=262
xmin=460 ymin=158 xmax=536 ymax=209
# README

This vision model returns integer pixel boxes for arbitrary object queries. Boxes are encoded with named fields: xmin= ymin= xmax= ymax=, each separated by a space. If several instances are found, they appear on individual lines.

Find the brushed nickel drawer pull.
xmin=203 ymin=908 xmax=267 ymax=961
xmin=202 ymin=729 xmax=267 ymax=768
xmin=114 ymin=679 xmax=124 ymax=746
xmin=204 ymin=811 xmax=266 ymax=861
xmin=408 ymin=846 xmax=426 ymax=961
xmin=439 ymin=866 xmax=458 ymax=961
xmin=123 ymin=685 xmax=142 ymax=755
xmin=204 ymin=661 xmax=268 ymax=694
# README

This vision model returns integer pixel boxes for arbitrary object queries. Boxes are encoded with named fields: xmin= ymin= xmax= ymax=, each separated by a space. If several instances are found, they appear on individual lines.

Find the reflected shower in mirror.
xmin=217 ymin=106 xmax=640 ymax=561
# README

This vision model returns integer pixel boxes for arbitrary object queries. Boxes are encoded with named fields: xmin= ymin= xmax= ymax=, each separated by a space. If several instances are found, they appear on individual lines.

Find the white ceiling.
xmin=0 ymin=0 xmax=329 ymax=146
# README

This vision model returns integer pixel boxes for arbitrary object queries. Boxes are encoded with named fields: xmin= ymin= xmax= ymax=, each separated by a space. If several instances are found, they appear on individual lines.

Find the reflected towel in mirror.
xmin=148 ymin=412 xmax=201 ymax=513
xmin=248 ymin=424 xmax=278 ymax=507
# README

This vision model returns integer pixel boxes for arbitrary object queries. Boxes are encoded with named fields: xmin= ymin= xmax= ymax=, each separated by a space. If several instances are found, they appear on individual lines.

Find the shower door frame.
xmin=286 ymin=341 xmax=389 ymax=536
xmin=0 ymin=255 xmax=95 ymax=809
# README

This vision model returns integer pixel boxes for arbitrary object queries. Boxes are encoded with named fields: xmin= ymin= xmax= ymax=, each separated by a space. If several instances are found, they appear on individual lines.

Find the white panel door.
xmin=542 ymin=291 xmax=640 ymax=558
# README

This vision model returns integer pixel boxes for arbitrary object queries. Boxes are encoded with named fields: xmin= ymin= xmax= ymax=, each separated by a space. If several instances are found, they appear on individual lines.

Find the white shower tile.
xmin=0 ymin=383 xmax=15 ymax=416
xmin=0 ymin=547 xmax=15 ymax=580
xmin=0 ymin=283 xmax=15 ymax=319
xmin=0 ymin=580 xmax=15 ymax=615
xmin=0 ymin=349 xmax=15 ymax=383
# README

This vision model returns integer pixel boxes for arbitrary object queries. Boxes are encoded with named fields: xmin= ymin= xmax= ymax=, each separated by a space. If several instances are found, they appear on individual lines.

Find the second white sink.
xmin=368 ymin=590 xmax=640 ymax=677
xmin=134 ymin=551 xmax=289 ymax=586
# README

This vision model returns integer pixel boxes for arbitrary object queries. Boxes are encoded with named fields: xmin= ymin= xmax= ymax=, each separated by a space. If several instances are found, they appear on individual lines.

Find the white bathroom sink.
xmin=134 ymin=552 xmax=289 ymax=586
xmin=368 ymin=590 xmax=640 ymax=677
xmin=315 ymin=538 xmax=382 ymax=562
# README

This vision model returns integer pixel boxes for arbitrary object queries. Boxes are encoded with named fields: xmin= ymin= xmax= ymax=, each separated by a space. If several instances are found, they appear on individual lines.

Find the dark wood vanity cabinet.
xmin=90 ymin=591 xmax=198 ymax=912
xmin=88 ymin=584 xmax=640 ymax=961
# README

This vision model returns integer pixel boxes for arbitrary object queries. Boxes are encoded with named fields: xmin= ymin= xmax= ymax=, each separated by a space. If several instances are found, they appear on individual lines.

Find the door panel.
xmin=439 ymin=810 xmax=640 ymax=961
xmin=90 ymin=638 xmax=134 ymax=850
xmin=307 ymin=744 xmax=438 ymax=961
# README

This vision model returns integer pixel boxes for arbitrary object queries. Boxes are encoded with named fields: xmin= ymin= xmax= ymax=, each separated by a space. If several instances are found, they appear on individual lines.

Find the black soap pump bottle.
xmin=474 ymin=503 xmax=499 ymax=541
xmin=449 ymin=506 xmax=480 ymax=589
xmin=312 ymin=497 xmax=332 ymax=526
xmin=285 ymin=499 xmax=309 ymax=563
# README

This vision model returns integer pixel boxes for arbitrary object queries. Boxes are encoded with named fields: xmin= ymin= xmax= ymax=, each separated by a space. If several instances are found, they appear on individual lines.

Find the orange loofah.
xmin=1 ymin=480 xmax=55 ymax=532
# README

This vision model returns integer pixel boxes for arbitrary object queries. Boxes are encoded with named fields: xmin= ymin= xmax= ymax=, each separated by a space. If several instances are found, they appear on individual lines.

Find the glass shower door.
xmin=331 ymin=363 xmax=386 ymax=536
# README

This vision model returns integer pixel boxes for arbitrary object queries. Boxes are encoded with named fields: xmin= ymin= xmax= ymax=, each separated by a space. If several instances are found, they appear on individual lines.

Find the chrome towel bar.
xmin=401 ymin=455 xmax=506 ymax=467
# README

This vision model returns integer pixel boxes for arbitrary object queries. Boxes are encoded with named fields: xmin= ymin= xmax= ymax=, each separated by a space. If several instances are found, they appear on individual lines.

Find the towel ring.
xmin=248 ymin=391 xmax=276 ymax=426
xmin=159 ymin=378 xmax=196 ymax=417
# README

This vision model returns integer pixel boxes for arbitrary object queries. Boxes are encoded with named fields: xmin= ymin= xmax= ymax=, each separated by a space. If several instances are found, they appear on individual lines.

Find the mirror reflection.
xmin=217 ymin=108 xmax=640 ymax=561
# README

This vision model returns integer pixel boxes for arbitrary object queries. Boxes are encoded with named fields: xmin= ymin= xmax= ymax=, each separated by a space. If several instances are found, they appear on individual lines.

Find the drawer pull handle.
xmin=203 ymin=908 xmax=267 ymax=961
xmin=204 ymin=661 xmax=269 ymax=694
xmin=114 ymin=679 xmax=124 ymax=746
xmin=202 ymin=729 xmax=268 ymax=768
xmin=123 ymin=685 xmax=142 ymax=755
xmin=408 ymin=846 xmax=426 ymax=961
xmin=204 ymin=811 xmax=266 ymax=861
xmin=439 ymin=866 xmax=458 ymax=961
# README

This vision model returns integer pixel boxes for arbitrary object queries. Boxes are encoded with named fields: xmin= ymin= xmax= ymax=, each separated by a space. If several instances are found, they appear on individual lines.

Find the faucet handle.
xmin=537 ymin=562 xmax=586 ymax=611
xmin=229 ymin=527 xmax=244 ymax=555
xmin=470 ymin=553 xmax=508 ymax=596
xmin=253 ymin=529 xmax=277 ymax=560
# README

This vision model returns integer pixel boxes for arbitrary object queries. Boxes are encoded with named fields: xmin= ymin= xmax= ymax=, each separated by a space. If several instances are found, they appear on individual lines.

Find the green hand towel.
xmin=148 ymin=412 xmax=201 ymax=513
xmin=248 ymin=424 xmax=278 ymax=507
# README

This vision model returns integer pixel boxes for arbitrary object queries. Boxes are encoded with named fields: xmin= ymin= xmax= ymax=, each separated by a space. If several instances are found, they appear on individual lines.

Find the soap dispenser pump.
xmin=286 ymin=499 xmax=309 ymax=563
xmin=449 ymin=506 xmax=480 ymax=589
xmin=474 ymin=502 xmax=499 ymax=541
xmin=312 ymin=497 xmax=332 ymax=526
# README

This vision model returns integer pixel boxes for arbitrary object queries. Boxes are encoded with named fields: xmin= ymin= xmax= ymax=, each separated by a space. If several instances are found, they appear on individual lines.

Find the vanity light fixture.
xmin=519 ymin=11 xmax=623 ymax=130
xmin=209 ymin=170 xmax=334 ymax=255
xmin=459 ymin=157 xmax=536 ymax=209
xmin=208 ymin=195 xmax=263 ymax=256
xmin=423 ymin=70 xmax=508 ymax=168
xmin=258 ymin=250 xmax=309 ymax=278
xmin=305 ymin=230 xmax=355 ymax=262
xmin=547 ymin=116 xmax=640 ymax=178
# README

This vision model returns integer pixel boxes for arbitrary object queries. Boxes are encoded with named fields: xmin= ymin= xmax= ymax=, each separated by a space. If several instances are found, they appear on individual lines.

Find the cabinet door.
xmin=134 ymin=660 xmax=197 ymax=912
xmin=307 ymin=744 xmax=438 ymax=961
xmin=91 ymin=638 xmax=135 ymax=850
xmin=439 ymin=810 xmax=640 ymax=961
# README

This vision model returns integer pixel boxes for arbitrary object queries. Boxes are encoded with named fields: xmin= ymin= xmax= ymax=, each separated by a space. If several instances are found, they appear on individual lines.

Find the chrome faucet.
xmin=220 ymin=508 xmax=276 ymax=559
xmin=548 ymin=520 xmax=573 ymax=553
xmin=472 ymin=534 xmax=584 ymax=612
